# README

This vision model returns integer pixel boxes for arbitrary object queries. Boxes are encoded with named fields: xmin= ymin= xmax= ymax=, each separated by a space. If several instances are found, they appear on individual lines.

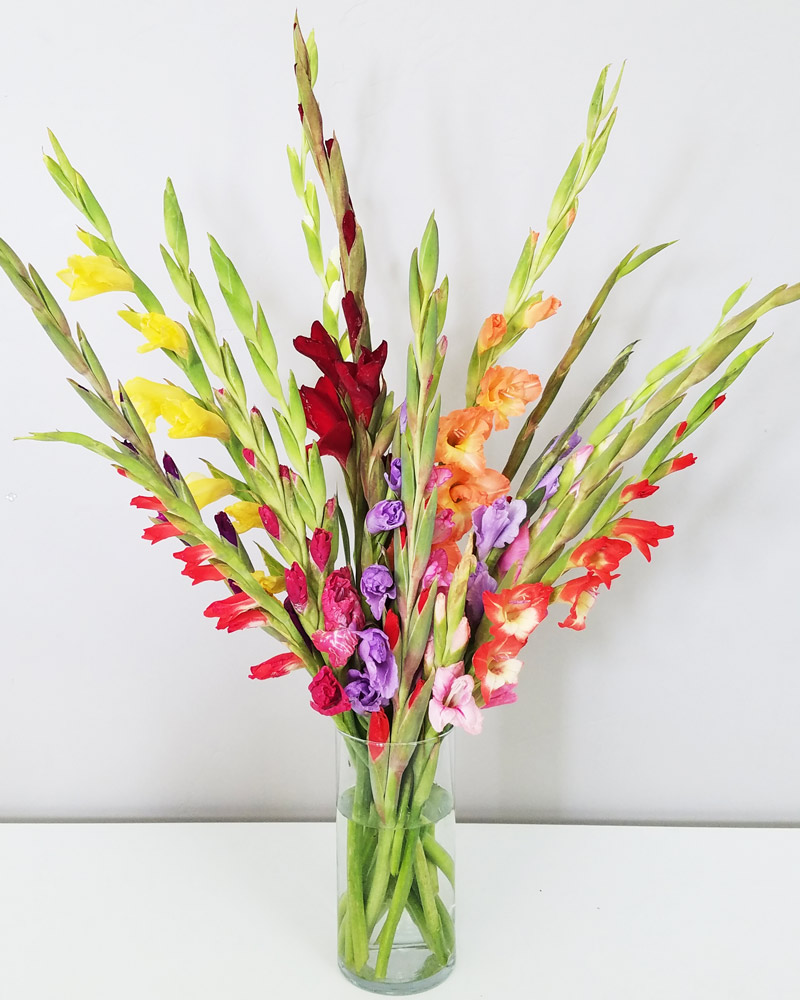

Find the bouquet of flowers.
xmin=2 ymin=18 xmax=797 ymax=994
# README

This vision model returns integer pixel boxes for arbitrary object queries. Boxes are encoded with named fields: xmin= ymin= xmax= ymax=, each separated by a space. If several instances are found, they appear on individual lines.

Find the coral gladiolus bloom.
xmin=568 ymin=536 xmax=631 ymax=587
xmin=476 ymin=366 xmax=542 ymax=430
xmin=620 ymin=479 xmax=659 ymax=504
xmin=437 ymin=465 xmax=510 ymax=538
xmin=484 ymin=582 xmax=552 ymax=642
xmin=142 ymin=521 xmax=182 ymax=544
xmin=611 ymin=517 xmax=674 ymax=561
xmin=669 ymin=453 xmax=697 ymax=474
xmin=473 ymin=636 xmax=524 ymax=705
xmin=435 ymin=407 xmax=494 ymax=476
xmin=556 ymin=572 xmax=603 ymax=631
xmin=249 ymin=651 xmax=304 ymax=680
xmin=522 ymin=295 xmax=561 ymax=330
xmin=118 ymin=310 xmax=189 ymax=358
xmin=124 ymin=378 xmax=230 ymax=440
xmin=185 ymin=473 xmax=232 ymax=509
xmin=224 ymin=501 xmax=262 ymax=533
xmin=367 ymin=708 xmax=390 ymax=760
xmin=204 ymin=593 xmax=267 ymax=632
xmin=56 ymin=254 xmax=134 ymax=300
xmin=477 ymin=313 xmax=507 ymax=355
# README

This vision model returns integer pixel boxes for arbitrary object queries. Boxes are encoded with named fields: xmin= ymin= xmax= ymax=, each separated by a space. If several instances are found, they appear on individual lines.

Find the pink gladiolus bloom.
xmin=309 ymin=528 xmax=332 ymax=571
xmin=242 ymin=448 xmax=256 ymax=467
xmin=428 ymin=661 xmax=483 ymax=735
xmin=309 ymin=665 xmax=351 ymax=716
xmin=426 ymin=466 xmax=454 ymax=493
xmin=258 ymin=505 xmax=280 ymax=538
xmin=285 ymin=562 xmax=308 ymax=611
xmin=497 ymin=523 xmax=530 ymax=580
xmin=432 ymin=508 xmax=455 ymax=544
xmin=422 ymin=548 xmax=453 ymax=589
xmin=249 ymin=651 xmax=304 ymax=680
xmin=321 ymin=567 xmax=365 ymax=630
xmin=311 ymin=628 xmax=360 ymax=668
xmin=484 ymin=684 xmax=518 ymax=708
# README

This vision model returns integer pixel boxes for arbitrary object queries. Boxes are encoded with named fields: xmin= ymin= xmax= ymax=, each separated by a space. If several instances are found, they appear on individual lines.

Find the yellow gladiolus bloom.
xmin=123 ymin=377 xmax=230 ymax=440
xmin=253 ymin=570 xmax=286 ymax=595
xmin=224 ymin=501 xmax=262 ymax=533
xmin=119 ymin=310 xmax=190 ymax=358
xmin=57 ymin=254 xmax=134 ymax=301
xmin=185 ymin=473 xmax=233 ymax=509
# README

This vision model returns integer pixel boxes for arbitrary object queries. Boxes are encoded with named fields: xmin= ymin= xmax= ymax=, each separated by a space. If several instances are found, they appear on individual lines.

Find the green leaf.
xmin=618 ymin=241 xmax=676 ymax=278
xmin=160 ymin=245 xmax=193 ymax=304
xmin=75 ymin=174 xmax=112 ymax=240
xmin=721 ymin=280 xmax=751 ymax=319
xmin=287 ymin=145 xmax=305 ymax=198
xmin=208 ymin=235 xmax=256 ymax=339
xmin=164 ymin=178 xmax=190 ymax=272
xmin=301 ymin=220 xmax=324 ymax=277
xmin=42 ymin=156 xmax=82 ymax=211
xmin=418 ymin=212 xmax=439 ymax=295
xmin=547 ymin=144 xmax=583 ymax=229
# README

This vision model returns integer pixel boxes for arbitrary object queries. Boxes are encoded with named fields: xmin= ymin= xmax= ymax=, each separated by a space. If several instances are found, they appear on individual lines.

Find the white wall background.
xmin=1 ymin=0 xmax=798 ymax=824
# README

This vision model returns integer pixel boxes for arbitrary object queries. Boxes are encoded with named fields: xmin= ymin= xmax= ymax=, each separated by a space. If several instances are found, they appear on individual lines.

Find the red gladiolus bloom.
xmin=300 ymin=376 xmax=353 ymax=466
xmin=309 ymin=528 xmax=332 ymax=571
xmin=675 ymin=420 xmax=688 ymax=440
xmin=384 ymin=609 xmax=400 ymax=650
xmin=620 ymin=480 xmax=659 ymax=504
xmin=294 ymin=321 xmax=341 ymax=380
xmin=309 ymin=665 xmax=352 ymax=716
xmin=670 ymin=453 xmax=697 ymax=473
xmin=321 ymin=568 xmax=365 ymax=630
xmin=611 ymin=517 xmax=674 ymax=562
xmin=568 ymin=536 xmax=631 ymax=587
xmin=181 ymin=562 xmax=226 ymax=586
xmin=341 ymin=290 xmax=363 ymax=352
xmin=342 ymin=209 xmax=356 ymax=253
xmin=173 ymin=543 xmax=213 ymax=565
xmin=204 ymin=592 xmax=267 ymax=632
xmin=249 ymin=651 xmax=304 ymax=680
xmin=142 ymin=522 xmax=182 ymax=544
xmin=712 ymin=394 xmax=726 ymax=410
xmin=483 ymin=583 xmax=552 ymax=643
xmin=368 ymin=708 xmax=390 ymax=760
xmin=242 ymin=448 xmax=256 ymax=467
xmin=556 ymin=572 xmax=604 ymax=631
xmin=408 ymin=676 xmax=425 ymax=707
xmin=131 ymin=495 xmax=166 ymax=511
xmin=473 ymin=635 xmax=525 ymax=705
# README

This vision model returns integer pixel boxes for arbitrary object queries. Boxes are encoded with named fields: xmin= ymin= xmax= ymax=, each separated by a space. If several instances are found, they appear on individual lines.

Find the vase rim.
xmin=337 ymin=726 xmax=453 ymax=749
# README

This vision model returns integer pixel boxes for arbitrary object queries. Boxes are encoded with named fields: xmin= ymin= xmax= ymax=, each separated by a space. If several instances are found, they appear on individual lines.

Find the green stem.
xmin=375 ymin=827 xmax=420 ymax=980
xmin=346 ymin=819 xmax=369 ymax=972
xmin=413 ymin=839 xmax=443 ymax=953
xmin=422 ymin=832 xmax=455 ymax=888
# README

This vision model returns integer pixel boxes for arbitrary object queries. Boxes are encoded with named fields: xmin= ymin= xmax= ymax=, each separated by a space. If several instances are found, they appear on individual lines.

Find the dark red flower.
xmin=300 ymin=377 xmax=353 ymax=466
xmin=309 ymin=666 xmax=351 ymax=716
xmin=285 ymin=562 xmax=309 ymax=611
xmin=294 ymin=321 xmax=341 ymax=381
xmin=341 ymin=291 xmax=363 ymax=352
xmin=342 ymin=210 xmax=356 ymax=253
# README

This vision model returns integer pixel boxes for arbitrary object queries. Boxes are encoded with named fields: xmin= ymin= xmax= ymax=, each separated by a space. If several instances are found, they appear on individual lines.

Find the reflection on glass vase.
xmin=335 ymin=728 xmax=455 ymax=995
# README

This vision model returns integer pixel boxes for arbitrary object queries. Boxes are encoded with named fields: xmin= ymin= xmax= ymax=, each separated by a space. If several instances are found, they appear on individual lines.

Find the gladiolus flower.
xmin=384 ymin=610 xmax=400 ymax=650
xmin=522 ymin=295 xmax=561 ymax=330
xmin=366 ymin=499 xmax=405 ymax=534
xmin=242 ymin=448 xmax=256 ymax=467
xmin=367 ymin=708 xmax=390 ymax=760
xmin=483 ymin=582 xmax=552 ymax=643
xmin=360 ymin=564 xmax=396 ymax=619
xmin=669 ymin=453 xmax=697 ymax=474
xmin=252 ymin=570 xmax=285 ymax=595
xmin=555 ymin=572 xmax=603 ymax=631
xmin=123 ymin=377 xmax=229 ymax=440
xmin=258 ymin=505 xmax=281 ymax=538
xmin=477 ymin=313 xmax=507 ymax=355
xmin=426 ymin=466 xmax=453 ymax=493
xmin=484 ymin=685 xmax=518 ymax=708
xmin=182 ymin=562 xmax=226 ymax=585
xmin=130 ymin=495 xmax=165 ymax=511
xmin=421 ymin=547 xmax=453 ymax=589
xmin=204 ymin=592 xmax=267 ymax=632
xmin=428 ymin=661 xmax=483 ymax=735
xmin=118 ymin=310 xmax=190 ymax=358
xmin=476 ymin=366 xmax=542 ymax=430
xmin=385 ymin=457 xmax=402 ymax=493
xmin=173 ymin=543 xmax=212 ymax=565
xmin=496 ymin=523 xmax=530 ymax=581
xmin=312 ymin=628 xmax=360 ymax=668
xmin=568 ymin=536 xmax=631 ymax=587
xmin=142 ymin=521 xmax=182 ymax=544
xmin=224 ymin=501 xmax=262 ymax=534
xmin=249 ymin=651 xmax=304 ymax=680
xmin=611 ymin=517 xmax=674 ymax=562
xmin=435 ymin=407 xmax=494 ymax=476
xmin=472 ymin=496 xmax=527 ymax=560
xmin=437 ymin=465 xmax=510 ymax=539
xmin=675 ymin=420 xmax=688 ymax=440
xmin=466 ymin=562 xmax=497 ymax=629
xmin=321 ymin=568 xmax=365 ymax=631
xmin=473 ymin=636 xmax=524 ymax=705
xmin=182 ymin=474 xmax=232 ymax=509
xmin=309 ymin=666 xmax=352 ymax=716
xmin=285 ymin=562 xmax=309 ymax=611
xmin=215 ymin=511 xmax=238 ymax=547
xmin=712 ymin=394 xmax=726 ymax=410
xmin=621 ymin=480 xmax=659 ymax=504
xmin=309 ymin=528 xmax=332 ymax=571
xmin=408 ymin=676 xmax=425 ymax=707
xmin=300 ymin=376 xmax=353 ymax=466
xmin=57 ymin=254 xmax=134 ymax=300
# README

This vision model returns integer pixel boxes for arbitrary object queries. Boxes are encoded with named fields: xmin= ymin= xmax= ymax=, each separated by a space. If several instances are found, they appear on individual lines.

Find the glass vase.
xmin=335 ymin=728 xmax=456 ymax=995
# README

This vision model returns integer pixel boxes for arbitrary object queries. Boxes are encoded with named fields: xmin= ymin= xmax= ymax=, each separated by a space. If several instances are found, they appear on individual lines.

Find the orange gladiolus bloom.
xmin=522 ymin=295 xmax=561 ymax=330
xmin=477 ymin=313 xmax=507 ymax=355
xmin=435 ymin=406 xmax=494 ymax=476
xmin=484 ymin=582 xmax=553 ymax=643
xmin=437 ymin=466 xmax=510 ymax=539
xmin=477 ymin=366 xmax=542 ymax=430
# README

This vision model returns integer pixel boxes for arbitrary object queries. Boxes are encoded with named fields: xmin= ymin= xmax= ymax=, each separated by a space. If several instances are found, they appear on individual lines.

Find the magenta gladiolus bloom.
xmin=428 ymin=661 xmax=482 ymax=735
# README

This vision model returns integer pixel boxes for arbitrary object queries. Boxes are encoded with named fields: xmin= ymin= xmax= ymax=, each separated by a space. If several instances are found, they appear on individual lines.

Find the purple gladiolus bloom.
xmin=344 ymin=627 xmax=398 ymax=714
xmin=360 ymin=564 xmax=396 ymax=619
xmin=536 ymin=463 xmax=562 ymax=501
xmin=366 ymin=499 xmax=405 ymax=533
xmin=163 ymin=453 xmax=180 ymax=479
xmin=566 ymin=431 xmax=581 ymax=453
xmin=215 ymin=510 xmax=238 ymax=546
xmin=472 ymin=497 xmax=527 ymax=560
xmin=384 ymin=458 xmax=402 ymax=494
xmin=466 ymin=561 xmax=497 ymax=629
xmin=399 ymin=401 xmax=408 ymax=433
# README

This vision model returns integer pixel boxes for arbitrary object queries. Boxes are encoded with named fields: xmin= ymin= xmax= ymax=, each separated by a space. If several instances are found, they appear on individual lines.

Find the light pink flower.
xmin=428 ymin=661 xmax=483 ymax=735
xmin=497 ymin=523 xmax=530 ymax=580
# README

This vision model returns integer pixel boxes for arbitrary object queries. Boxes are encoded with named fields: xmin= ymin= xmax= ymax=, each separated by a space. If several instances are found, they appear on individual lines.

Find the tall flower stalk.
xmin=2 ymin=17 xmax=798 ymax=988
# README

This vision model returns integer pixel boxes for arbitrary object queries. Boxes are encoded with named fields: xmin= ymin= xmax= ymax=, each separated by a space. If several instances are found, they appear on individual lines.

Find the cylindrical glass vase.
xmin=335 ymin=729 xmax=455 ymax=995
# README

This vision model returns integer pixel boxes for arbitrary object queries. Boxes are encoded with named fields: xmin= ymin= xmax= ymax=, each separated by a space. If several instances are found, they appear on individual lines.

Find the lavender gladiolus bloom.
xmin=536 ymin=463 xmax=562 ymax=501
xmin=344 ymin=627 xmax=398 ymax=713
xmin=566 ymin=431 xmax=581 ymax=453
xmin=360 ymin=564 xmax=396 ymax=619
xmin=472 ymin=497 xmax=527 ymax=560
xmin=366 ymin=499 xmax=405 ymax=533
xmin=399 ymin=401 xmax=408 ymax=433
xmin=466 ymin=561 xmax=497 ymax=629
xmin=384 ymin=458 xmax=402 ymax=494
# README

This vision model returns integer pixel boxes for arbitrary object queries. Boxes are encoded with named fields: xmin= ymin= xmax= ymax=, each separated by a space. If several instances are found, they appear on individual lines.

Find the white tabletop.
xmin=1 ymin=822 xmax=798 ymax=999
